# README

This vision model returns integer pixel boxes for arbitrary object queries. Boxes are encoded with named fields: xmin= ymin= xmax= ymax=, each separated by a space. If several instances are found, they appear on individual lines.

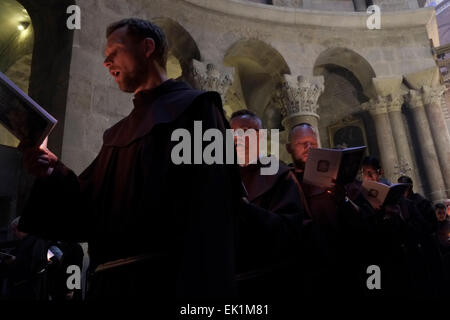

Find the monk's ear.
xmin=143 ymin=38 xmax=155 ymax=59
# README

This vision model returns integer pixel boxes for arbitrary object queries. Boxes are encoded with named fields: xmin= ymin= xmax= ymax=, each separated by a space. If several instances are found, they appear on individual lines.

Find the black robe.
xmin=292 ymin=169 xmax=370 ymax=297
xmin=347 ymin=183 xmax=444 ymax=298
xmin=236 ymin=160 xmax=304 ymax=300
xmin=0 ymin=235 xmax=48 ymax=300
xmin=19 ymin=79 xmax=244 ymax=301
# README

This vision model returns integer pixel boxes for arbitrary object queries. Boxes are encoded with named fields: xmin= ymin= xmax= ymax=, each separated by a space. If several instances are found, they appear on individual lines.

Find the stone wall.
xmin=248 ymin=0 xmax=423 ymax=11
xmin=303 ymin=0 xmax=355 ymax=11
xmin=372 ymin=0 xmax=419 ymax=11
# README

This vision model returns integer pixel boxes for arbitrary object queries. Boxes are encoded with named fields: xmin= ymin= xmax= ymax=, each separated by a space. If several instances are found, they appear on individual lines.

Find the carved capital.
xmin=386 ymin=94 xmax=404 ymax=113
xmin=422 ymin=85 xmax=446 ymax=106
xmin=393 ymin=159 xmax=413 ymax=176
xmin=190 ymin=60 xmax=233 ymax=99
xmin=405 ymin=89 xmax=424 ymax=109
xmin=274 ymin=74 xmax=324 ymax=120
xmin=364 ymin=96 xmax=389 ymax=115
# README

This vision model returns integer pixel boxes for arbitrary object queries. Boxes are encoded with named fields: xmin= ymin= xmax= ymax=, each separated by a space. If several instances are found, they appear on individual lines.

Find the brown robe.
xmin=236 ymin=160 xmax=304 ymax=300
xmin=19 ymin=79 xmax=244 ymax=301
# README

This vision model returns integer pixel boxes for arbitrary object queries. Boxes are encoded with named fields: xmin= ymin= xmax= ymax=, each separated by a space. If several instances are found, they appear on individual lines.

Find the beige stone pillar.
xmin=422 ymin=85 xmax=450 ymax=198
xmin=274 ymin=74 xmax=324 ymax=143
xmin=363 ymin=96 xmax=398 ymax=183
xmin=386 ymin=94 xmax=420 ymax=185
xmin=406 ymin=90 xmax=447 ymax=201
xmin=371 ymin=76 xmax=422 ymax=188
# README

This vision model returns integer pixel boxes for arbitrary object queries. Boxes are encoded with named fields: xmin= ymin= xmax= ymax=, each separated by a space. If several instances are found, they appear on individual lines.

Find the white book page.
xmin=303 ymin=148 xmax=341 ymax=189
xmin=361 ymin=180 xmax=390 ymax=209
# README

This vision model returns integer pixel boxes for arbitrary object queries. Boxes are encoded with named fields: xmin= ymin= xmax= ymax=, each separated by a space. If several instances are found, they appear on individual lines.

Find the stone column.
xmin=189 ymin=59 xmax=233 ymax=103
xmin=406 ymin=89 xmax=447 ymax=201
xmin=422 ymin=85 xmax=450 ymax=197
xmin=385 ymin=94 xmax=419 ymax=184
xmin=362 ymin=96 xmax=398 ymax=183
xmin=274 ymin=74 xmax=324 ymax=140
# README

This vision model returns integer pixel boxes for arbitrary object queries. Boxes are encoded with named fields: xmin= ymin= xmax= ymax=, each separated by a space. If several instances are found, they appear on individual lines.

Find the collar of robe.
xmin=102 ymin=79 xmax=206 ymax=147
xmin=240 ymin=157 xmax=291 ymax=202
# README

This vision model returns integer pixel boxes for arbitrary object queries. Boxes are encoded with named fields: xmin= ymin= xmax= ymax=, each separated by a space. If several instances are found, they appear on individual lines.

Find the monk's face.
xmin=436 ymin=208 xmax=447 ymax=222
xmin=230 ymin=116 xmax=261 ymax=165
xmin=286 ymin=126 xmax=318 ymax=170
xmin=361 ymin=165 xmax=381 ymax=182
xmin=104 ymin=26 xmax=148 ymax=93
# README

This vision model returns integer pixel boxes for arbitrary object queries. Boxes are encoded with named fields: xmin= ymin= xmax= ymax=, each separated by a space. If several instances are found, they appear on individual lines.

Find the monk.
xmin=18 ymin=18 xmax=243 ymax=301
xmin=230 ymin=110 xmax=304 ymax=300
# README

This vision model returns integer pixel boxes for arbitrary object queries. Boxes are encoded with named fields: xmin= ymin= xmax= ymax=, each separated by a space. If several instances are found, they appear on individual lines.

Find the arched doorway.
xmin=313 ymin=47 xmax=378 ymax=156
xmin=223 ymin=39 xmax=290 ymax=127
xmin=152 ymin=17 xmax=201 ymax=84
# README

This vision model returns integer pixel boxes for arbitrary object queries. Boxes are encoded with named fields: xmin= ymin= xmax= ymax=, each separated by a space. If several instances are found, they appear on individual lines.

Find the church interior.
xmin=0 ymin=0 xmax=449 ymax=279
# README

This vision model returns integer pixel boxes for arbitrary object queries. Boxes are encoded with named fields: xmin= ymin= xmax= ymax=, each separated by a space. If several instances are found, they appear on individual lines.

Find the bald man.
xmin=286 ymin=123 xmax=319 ymax=184
xmin=286 ymin=123 xmax=368 ymax=297
xmin=230 ymin=109 xmax=304 ymax=300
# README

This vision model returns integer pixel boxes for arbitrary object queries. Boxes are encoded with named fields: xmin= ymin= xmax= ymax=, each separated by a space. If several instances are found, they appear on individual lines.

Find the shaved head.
xmin=286 ymin=123 xmax=318 ymax=170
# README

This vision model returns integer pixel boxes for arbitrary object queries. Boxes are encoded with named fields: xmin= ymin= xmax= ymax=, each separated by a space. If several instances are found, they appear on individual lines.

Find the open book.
xmin=361 ymin=181 xmax=409 ymax=209
xmin=0 ymin=71 xmax=57 ymax=148
xmin=303 ymin=146 xmax=366 ymax=189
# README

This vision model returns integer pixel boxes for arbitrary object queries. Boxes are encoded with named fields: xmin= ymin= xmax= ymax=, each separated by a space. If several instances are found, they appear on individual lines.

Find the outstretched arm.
xmin=19 ymin=146 xmax=96 ymax=242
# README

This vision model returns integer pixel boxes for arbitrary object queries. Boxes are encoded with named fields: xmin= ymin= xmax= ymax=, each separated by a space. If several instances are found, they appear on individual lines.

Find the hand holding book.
xmin=325 ymin=178 xmax=348 ymax=205
xmin=303 ymin=146 xmax=367 ymax=189
xmin=22 ymin=141 xmax=58 ymax=177
xmin=361 ymin=180 xmax=409 ymax=210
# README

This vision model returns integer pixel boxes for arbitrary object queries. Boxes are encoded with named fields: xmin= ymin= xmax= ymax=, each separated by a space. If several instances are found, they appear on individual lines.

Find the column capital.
xmin=404 ymin=66 xmax=441 ymax=91
xmin=422 ymin=85 xmax=446 ymax=106
xmin=190 ymin=59 xmax=233 ymax=99
xmin=393 ymin=159 xmax=413 ymax=177
xmin=405 ymin=89 xmax=425 ymax=109
xmin=372 ymin=76 xmax=406 ymax=98
xmin=386 ymin=94 xmax=404 ymax=113
xmin=274 ymin=74 xmax=324 ymax=122
xmin=363 ymin=95 xmax=389 ymax=115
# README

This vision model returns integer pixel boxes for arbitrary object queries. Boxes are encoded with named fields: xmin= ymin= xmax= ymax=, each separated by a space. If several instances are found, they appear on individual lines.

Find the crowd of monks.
xmin=231 ymin=109 xmax=450 ymax=300
xmin=12 ymin=18 xmax=450 ymax=301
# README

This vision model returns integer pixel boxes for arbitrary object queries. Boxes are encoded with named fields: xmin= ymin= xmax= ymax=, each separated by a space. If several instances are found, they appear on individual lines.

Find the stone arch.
xmin=223 ymin=39 xmax=290 ymax=127
xmin=0 ymin=0 xmax=34 ymax=148
xmin=314 ymin=47 xmax=376 ymax=99
xmin=152 ymin=17 xmax=201 ymax=81
xmin=313 ymin=48 xmax=378 ymax=154
xmin=224 ymin=39 xmax=290 ymax=76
